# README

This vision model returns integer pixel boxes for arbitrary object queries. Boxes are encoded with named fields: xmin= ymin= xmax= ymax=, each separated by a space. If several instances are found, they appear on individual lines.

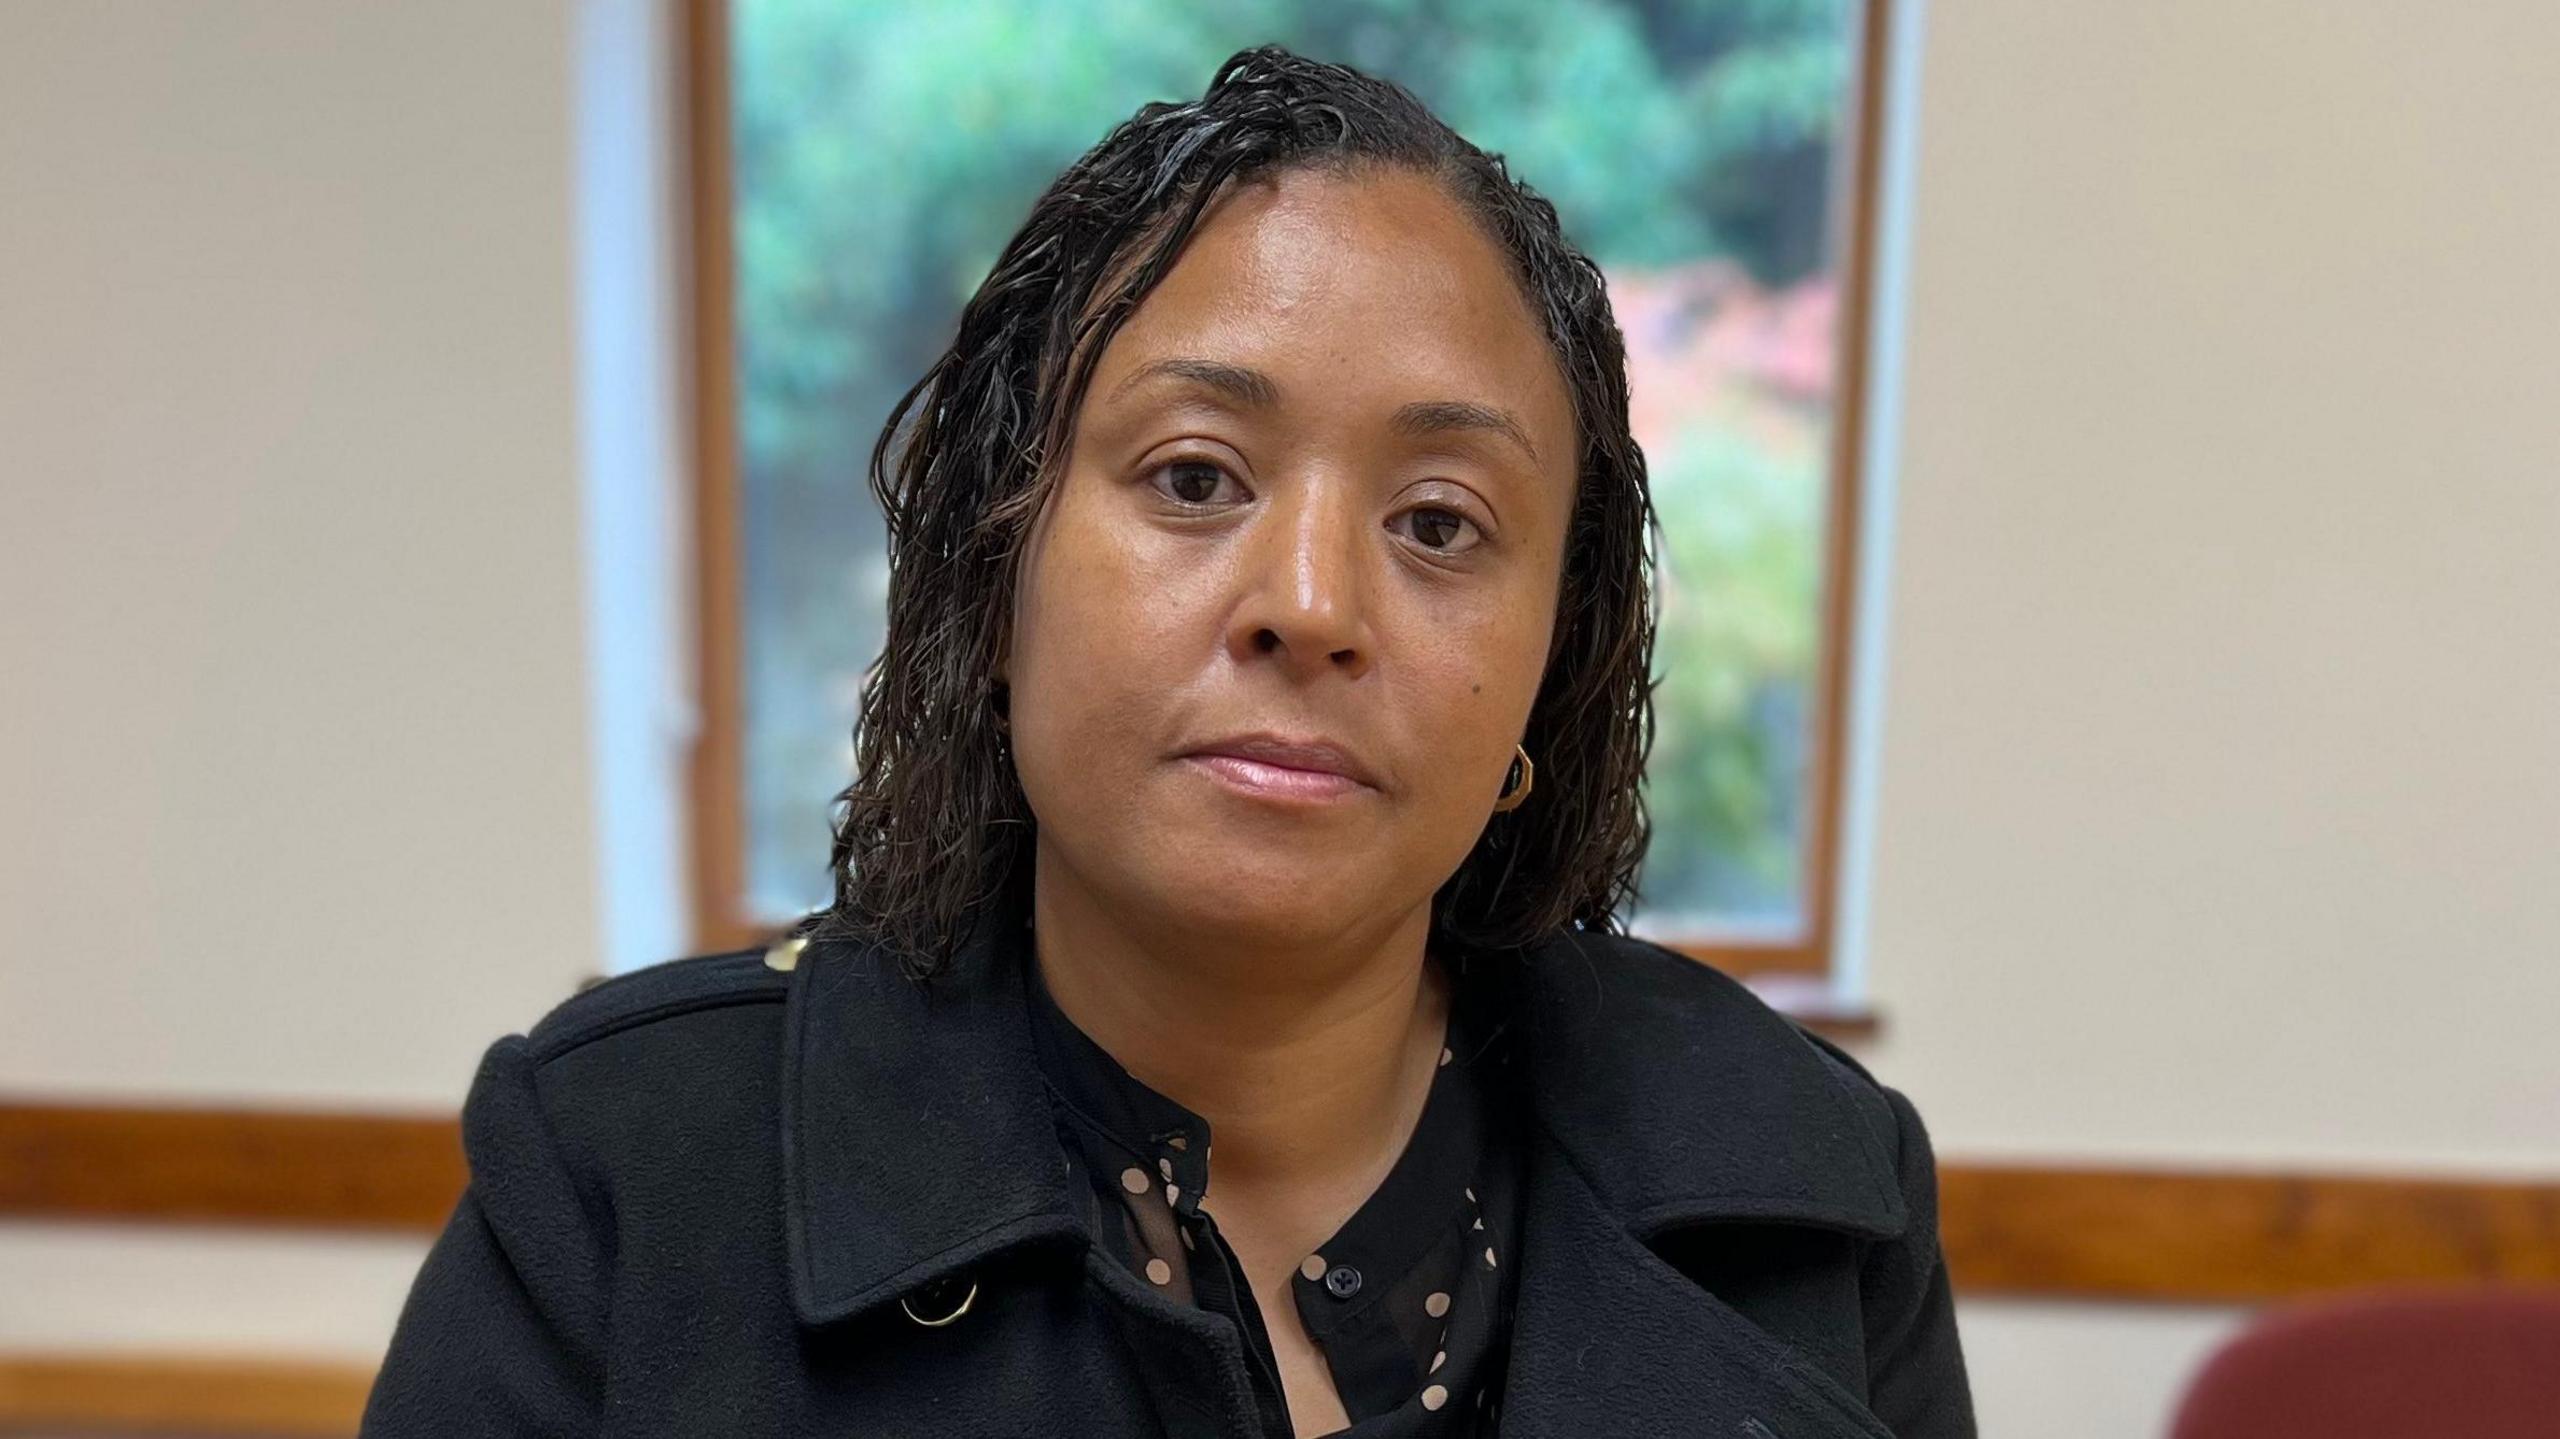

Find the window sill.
xmin=1742 ymin=974 xmax=1881 ymax=1043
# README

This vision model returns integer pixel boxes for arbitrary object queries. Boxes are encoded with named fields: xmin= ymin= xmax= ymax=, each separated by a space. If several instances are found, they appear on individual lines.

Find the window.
xmin=688 ymin=0 xmax=1892 ymax=988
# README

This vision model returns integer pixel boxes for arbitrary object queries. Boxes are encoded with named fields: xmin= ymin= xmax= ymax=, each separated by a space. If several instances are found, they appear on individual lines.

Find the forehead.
xmin=1083 ymin=167 xmax=1575 ymax=468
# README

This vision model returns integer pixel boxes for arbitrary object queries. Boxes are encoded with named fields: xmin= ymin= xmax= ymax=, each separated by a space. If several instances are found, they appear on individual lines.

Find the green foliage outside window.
xmin=735 ymin=0 xmax=1861 ymax=933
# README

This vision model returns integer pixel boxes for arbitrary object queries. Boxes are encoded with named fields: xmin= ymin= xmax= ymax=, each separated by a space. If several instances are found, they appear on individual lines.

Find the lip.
xmin=1179 ymin=732 xmax=1381 ymax=802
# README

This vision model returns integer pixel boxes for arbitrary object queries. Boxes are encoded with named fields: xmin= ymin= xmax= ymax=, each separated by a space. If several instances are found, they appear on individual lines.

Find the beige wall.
xmin=0 ymin=0 xmax=583 ymax=1355
xmin=1853 ymin=1 xmax=2560 ymax=1432
xmin=1 ymin=1 xmax=594 ymax=1105
xmin=3 ymin=0 xmax=2554 ymax=1432
xmin=1862 ymin=0 xmax=2560 ymax=1171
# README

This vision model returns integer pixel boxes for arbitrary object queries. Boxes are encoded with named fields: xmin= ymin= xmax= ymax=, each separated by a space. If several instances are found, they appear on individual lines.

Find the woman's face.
xmin=1003 ymin=165 xmax=1579 ymax=957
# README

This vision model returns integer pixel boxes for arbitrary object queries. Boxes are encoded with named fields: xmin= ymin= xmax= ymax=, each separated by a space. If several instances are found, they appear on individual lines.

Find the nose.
xmin=1225 ymin=475 xmax=1376 ymax=681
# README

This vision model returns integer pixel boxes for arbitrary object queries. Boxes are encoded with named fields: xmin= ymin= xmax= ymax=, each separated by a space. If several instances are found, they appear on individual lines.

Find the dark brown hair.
xmin=789 ymin=43 xmax=1660 ymax=977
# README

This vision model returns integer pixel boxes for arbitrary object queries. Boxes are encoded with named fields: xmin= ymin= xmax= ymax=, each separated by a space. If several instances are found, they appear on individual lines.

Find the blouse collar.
xmin=1017 ymin=926 xmax=1505 ymax=1308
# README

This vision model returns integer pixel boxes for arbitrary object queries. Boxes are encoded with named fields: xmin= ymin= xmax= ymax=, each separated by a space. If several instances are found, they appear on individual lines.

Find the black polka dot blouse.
xmin=1023 ymin=948 xmax=1523 ymax=1437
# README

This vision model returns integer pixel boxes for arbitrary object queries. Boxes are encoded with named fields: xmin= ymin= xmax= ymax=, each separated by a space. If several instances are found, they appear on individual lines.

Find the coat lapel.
xmin=1490 ymin=927 xmax=1910 ymax=1438
xmin=780 ymin=873 xmax=1088 ymax=1328
xmin=1500 ymin=1139 xmax=1897 ymax=1439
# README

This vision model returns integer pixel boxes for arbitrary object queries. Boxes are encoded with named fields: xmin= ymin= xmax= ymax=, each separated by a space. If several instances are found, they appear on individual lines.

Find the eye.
xmin=1395 ymin=504 xmax=1485 ymax=554
xmin=1146 ymin=456 xmax=1245 ymax=508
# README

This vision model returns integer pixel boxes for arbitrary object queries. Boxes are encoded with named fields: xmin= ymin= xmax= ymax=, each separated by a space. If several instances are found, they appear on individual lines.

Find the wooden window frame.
xmin=679 ymin=0 xmax=1894 ymax=1013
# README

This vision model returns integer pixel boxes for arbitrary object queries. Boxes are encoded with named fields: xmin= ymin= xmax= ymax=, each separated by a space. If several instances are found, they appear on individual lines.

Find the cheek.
xmin=1414 ymin=640 xmax=1544 ymax=789
xmin=1007 ymin=485 xmax=1193 ymax=750
xmin=1396 ymin=581 xmax=1557 ymax=809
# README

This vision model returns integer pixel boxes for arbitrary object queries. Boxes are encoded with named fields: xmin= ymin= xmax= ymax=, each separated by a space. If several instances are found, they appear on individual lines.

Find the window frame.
xmin=678 ymin=0 xmax=1894 ymax=1011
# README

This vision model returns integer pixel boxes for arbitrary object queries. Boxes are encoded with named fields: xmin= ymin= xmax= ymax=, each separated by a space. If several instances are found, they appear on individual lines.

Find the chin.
xmin=1136 ymin=847 xmax=1378 ymax=945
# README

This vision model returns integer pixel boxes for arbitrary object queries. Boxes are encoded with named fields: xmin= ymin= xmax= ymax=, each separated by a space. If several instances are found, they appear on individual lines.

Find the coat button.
xmin=899 ymin=1272 xmax=978 ymax=1327
xmin=1323 ymin=1264 xmax=1363 ymax=1300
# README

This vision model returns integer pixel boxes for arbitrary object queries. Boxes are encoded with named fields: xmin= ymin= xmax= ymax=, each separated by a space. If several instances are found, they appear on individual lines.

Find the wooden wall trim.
xmin=7 ymin=1102 xmax=2558 ymax=1304
xmin=0 ymin=1354 xmax=372 ymax=1437
xmin=1940 ymin=1161 xmax=2560 ymax=1302
xmin=0 ymin=1102 xmax=463 ymax=1233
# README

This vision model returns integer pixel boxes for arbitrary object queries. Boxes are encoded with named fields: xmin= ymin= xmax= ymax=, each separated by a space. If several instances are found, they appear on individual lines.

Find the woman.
xmin=364 ymin=44 xmax=1974 ymax=1439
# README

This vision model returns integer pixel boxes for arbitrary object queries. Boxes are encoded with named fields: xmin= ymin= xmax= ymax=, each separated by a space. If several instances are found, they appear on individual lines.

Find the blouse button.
xmin=1323 ymin=1264 xmax=1363 ymax=1300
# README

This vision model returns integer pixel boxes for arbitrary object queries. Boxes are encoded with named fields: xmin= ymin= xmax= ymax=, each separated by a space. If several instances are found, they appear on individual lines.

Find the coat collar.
xmin=780 ymin=875 xmax=1906 ymax=1361
xmin=1483 ymin=927 xmax=1908 ymax=1436
xmin=778 ymin=878 xmax=1088 ymax=1329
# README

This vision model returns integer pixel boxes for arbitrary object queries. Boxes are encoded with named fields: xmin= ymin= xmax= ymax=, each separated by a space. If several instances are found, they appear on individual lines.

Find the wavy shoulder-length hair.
xmin=789 ymin=43 xmax=1660 ymax=977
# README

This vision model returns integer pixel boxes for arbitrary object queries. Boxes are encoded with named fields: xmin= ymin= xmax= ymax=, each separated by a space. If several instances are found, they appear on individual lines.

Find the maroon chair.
xmin=2170 ymin=1284 xmax=2560 ymax=1439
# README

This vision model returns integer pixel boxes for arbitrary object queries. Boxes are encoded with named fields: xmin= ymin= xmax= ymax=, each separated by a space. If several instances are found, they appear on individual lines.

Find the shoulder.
xmin=1636 ymin=930 xmax=1934 ymax=1173
xmin=1531 ymin=924 xmax=1905 ymax=1114
xmin=1585 ymin=930 xmax=1945 ymax=1228
xmin=1512 ymin=925 xmax=1927 ymax=1226
xmin=456 ymin=944 xmax=798 ymax=1186
xmin=421 ymin=945 xmax=809 ymax=1329
xmin=519 ymin=944 xmax=794 ymax=1068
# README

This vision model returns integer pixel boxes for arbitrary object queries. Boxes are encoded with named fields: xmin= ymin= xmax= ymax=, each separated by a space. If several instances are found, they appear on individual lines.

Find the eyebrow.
xmin=1108 ymin=356 xmax=1541 ymax=467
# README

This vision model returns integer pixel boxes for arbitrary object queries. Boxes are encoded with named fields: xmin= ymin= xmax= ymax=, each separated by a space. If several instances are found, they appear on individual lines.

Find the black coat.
xmin=362 ymin=891 xmax=1977 ymax=1439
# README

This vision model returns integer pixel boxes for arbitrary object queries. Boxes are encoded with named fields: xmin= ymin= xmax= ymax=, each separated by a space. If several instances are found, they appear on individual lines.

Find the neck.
xmin=1025 ymin=845 xmax=1451 ymax=1212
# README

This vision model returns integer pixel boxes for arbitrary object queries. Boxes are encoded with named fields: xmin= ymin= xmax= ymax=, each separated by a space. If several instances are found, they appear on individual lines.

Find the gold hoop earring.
xmin=1491 ymin=743 xmax=1534 ymax=813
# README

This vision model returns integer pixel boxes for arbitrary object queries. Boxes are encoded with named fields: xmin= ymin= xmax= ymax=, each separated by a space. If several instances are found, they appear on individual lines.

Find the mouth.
xmin=1178 ymin=733 xmax=1381 ymax=804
